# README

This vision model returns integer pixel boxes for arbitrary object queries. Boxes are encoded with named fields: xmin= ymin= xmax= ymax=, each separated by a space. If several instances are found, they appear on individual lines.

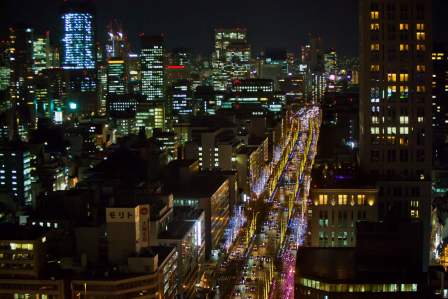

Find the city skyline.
xmin=0 ymin=0 xmax=447 ymax=298
xmin=1 ymin=0 xmax=447 ymax=56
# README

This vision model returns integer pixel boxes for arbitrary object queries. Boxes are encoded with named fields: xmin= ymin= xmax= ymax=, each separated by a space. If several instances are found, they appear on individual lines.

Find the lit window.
xmin=370 ymin=127 xmax=380 ymax=134
xmin=357 ymin=195 xmax=366 ymax=205
xmin=387 ymin=86 xmax=397 ymax=97
xmin=416 ymin=65 xmax=426 ymax=72
xmin=370 ymin=11 xmax=380 ymax=20
xmin=416 ymin=23 xmax=425 ymax=31
xmin=387 ymin=127 xmax=397 ymax=134
xmin=387 ymin=73 xmax=397 ymax=82
xmin=338 ymin=194 xmax=348 ymax=205
xmin=371 ymin=116 xmax=379 ymax=124
xmin=399 ymin=116 xmax=409 ymax=124
xmin=416 ymin=85 xmax=426 ymax=93
xmin=400 ymin=127 xmax=409 ymax=134
xmin=370 ymin=64 xmax=380 ymax=72
xmin=370 ymin=23 xmax=380 ymax=30
xmin=416 ymin=44 xmax=426 ymax=51
xmin=416 ymin=32 xmax=426 ymax=41
xmin=399 ymin=23 xmax=409 ymax=30
xmin=399 ymin=44 xmax=409 ymax=51
xmin=399 ymin=73 xmax=409 ymax=82
xmin=417 ymin=116 xmax=424 ymax=123
xmin=371 ymin=43 xmax=380 ymax=51
xmin=400 ymin=86 xmax=409 ymax=98
xmin=319 ymin=194 xmax=328 ymax=205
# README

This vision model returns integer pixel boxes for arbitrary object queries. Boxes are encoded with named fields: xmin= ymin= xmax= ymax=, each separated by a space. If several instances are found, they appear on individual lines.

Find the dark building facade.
xmin=359 ymin=0 xmax=433 ymax=270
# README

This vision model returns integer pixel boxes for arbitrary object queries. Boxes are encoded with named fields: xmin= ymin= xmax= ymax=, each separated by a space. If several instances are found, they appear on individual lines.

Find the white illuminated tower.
xmin=140 ymin=35 xmax=164 ymax=101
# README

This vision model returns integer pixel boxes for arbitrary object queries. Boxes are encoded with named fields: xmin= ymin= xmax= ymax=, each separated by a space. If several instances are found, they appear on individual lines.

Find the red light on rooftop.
xmin=167 ymin=65 xmax=185 ymax=69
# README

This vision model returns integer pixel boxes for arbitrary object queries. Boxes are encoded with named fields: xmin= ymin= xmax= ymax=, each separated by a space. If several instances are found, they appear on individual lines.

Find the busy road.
xmin=211 ymin=106 xmax=321 ymax=299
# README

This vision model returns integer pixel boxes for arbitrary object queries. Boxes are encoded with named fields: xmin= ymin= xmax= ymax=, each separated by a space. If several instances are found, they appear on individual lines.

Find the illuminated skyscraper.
xmin=140 ymin=35 xmax=164 ymax=101
xmin=214 ymin=28 xmax=247 ymax=60
xmin=431 ymin=44 xmax=448 ymax=168
xmin=0 ymin=141 xmax=32 ymax=207
xmin=212 ymin=28 xmax=248 ymax=91
xmin=32 ymin=32 xmax=50 ymax=74
xmin=61 ymin=1 xmax=96 ymax=70
xmin=324 ymin=50 xmax=338 ymax=91
xmin=167 ymin=79 xmax=193 ymax=123
xmin=107 ymin=58 xmax=126 ymax=95
xmin=0 ymin=40 xmax=10 ymax=93
xmin=127 ymin=53 xmax=140 ymax=94
xmin=359 ymin=0 xmax=432 ymax=270
xmin=105 ymin=20 xmax=129 ymax=60
xmin=324 ymin=50 xmax=338 ymax=75
xmin=225 ymin=42 xmax=251 ymax=80
xmin=8 ymin=26 xmax=34 ymax=106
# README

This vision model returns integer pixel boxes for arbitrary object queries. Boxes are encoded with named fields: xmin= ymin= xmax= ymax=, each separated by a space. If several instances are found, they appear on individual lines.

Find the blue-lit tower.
xmin=61 ymin=1 xmax=96 ymax=70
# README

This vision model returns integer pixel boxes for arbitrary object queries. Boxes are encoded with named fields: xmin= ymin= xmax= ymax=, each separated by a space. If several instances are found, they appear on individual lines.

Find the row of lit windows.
xmin=371 ymin=64 xmax=427 ymax=72
xmin=370 ymin=21 xmax=425 ymax=31
xmin=372 ymin=116 xmax=409 ymax=124
xmin=371 ymin=126 xmax=409 ymax=135
xmin=9 ymin=243 xmax=34 ymax=251
xmin=370 ymin=43 xmax=426 ymax=54
xmin=432 ymin=53 xmax=445 ymax=60
xmin=387 ymin=73 xmax=409 ymax=82
xmin=300 ymin=278 xmax=418 ymax=293
xmin=315 ymin=194 xmax=374 ymax=206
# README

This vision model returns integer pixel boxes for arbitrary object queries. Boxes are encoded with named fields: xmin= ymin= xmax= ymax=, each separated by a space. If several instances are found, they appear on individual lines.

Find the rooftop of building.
xmin=237 ymin=145 xmax=259 ymax=156
xmin=112 ymin=194 xmax=173 ymax=220
xmin=166 ymin=159 xmax=198 ymax=169
xmin=158 ymin=220 xmax=195 ymax=240
xmin=166 ymin=171 xmax=228 ymax=198
xmin=187 ymin=116 xmax=235 ymax=130
xmin=172 ymin=206 xmax=204 ymax=221
xmin=71 ymin=246 xmax=176 ymax=281
xmin=0 ymin=223 xmax=48 ymax=241
xmin=311 ymin=163 xmax=375 ymax=189
xmin=296 ymin=246 xmax=424 ymax=284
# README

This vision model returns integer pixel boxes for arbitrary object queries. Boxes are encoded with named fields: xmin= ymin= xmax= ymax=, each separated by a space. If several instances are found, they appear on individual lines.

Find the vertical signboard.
xmin=135 ymin=204 xmax=150 ymax=253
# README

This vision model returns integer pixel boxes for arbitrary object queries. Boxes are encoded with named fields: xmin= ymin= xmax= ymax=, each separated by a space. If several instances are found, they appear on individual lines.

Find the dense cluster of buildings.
xmin=0 ymin=1 xmax=356 ymax=298
xmin=1 ymin=0 xmax=447 ymax=298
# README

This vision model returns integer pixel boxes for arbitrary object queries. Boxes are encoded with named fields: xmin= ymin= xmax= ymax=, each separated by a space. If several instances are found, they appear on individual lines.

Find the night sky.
xmin=1 ymin=0 xmax=447 ymax=57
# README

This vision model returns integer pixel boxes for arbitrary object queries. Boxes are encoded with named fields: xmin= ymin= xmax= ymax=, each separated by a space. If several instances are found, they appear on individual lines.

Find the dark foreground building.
xmin=296 ymin=220 xmax=428 ymax=298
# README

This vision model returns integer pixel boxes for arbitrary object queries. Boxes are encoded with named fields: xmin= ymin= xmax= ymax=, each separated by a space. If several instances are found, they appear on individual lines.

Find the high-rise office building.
xmin=107 ymin=57 xmax=126 ymax=95
xmin=171 ymin=48 xmax=192 ymax=67
xmin=32 ymin=32 xmax=50 ymax=74
xmin=432 ymin=44 xmax=448 ymax=166
xmin=140 ymin=35 xmax=164 ymax=101
xmin=264 ymin=48 xmax=288 ymax=77
xmin=8 ymin=26 xmax=34 ymax=107
xmin=212 ymin=28 xmax=247 ymax=91
xmin=214 ymin=28 xmax=247 ymax=60
xmin=167 ymin=79 xmax=193 ymax=123
xmin=359 ymin=0 xmax=432 ymax=270
xmin=225 ymin=42 xmax=251 ymax=80
xmin=127 ymin=53 xmax=140 ymax=94
xmin=105 ymin=20 xmax=129 ymax=60
xmin=0 ymin=141 xmax=32 ymax=207
xmin=324 ymin=50 xmax=338 ymax=75
xmin=61 ymin=1 xmax=96 ymax=70
xmin=0 ymin=40 xmax=10 ymax=94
